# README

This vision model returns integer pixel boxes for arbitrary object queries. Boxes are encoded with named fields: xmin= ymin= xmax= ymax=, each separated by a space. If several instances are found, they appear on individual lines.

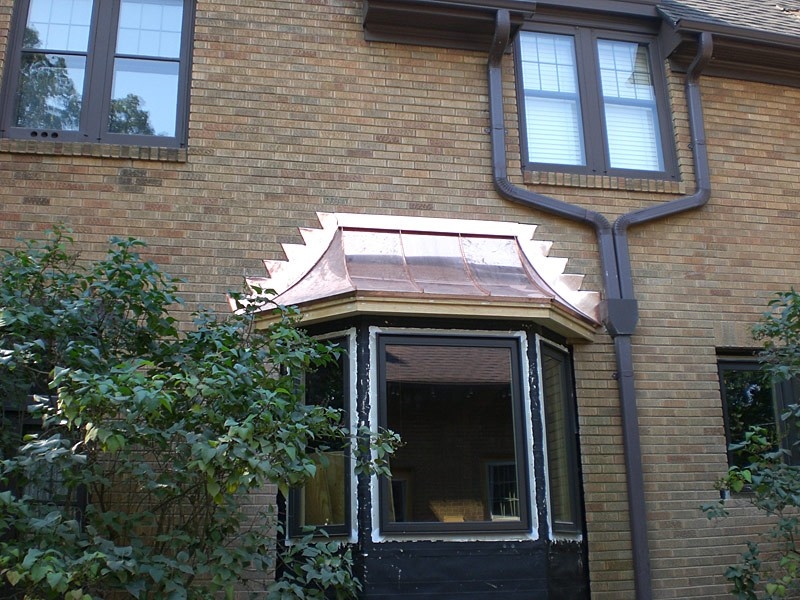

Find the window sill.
xmin=523 ymin=169 xmax=686 ymax=195
xmin=0 ymin=138 xmax=188 ymax=162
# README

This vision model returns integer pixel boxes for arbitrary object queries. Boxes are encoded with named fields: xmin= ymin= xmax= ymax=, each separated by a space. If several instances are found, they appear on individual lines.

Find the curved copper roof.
xmin=241 ymin=213 xmax=600 ymax=340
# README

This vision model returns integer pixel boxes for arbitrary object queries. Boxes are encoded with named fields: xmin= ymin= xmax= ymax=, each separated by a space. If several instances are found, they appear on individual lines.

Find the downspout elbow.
xmin=493 ymin=174 xmax=612 ymax=234
xmin=487 ymin=10 xmax=617 ymax=291
xmin=614 ymin=32 xmax=713 ymax=236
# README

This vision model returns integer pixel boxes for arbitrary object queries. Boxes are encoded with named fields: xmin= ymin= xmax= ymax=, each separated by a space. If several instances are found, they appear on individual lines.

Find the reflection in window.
xmin=15 ymin=52 xmax=85 ymax=130
xmin=378 ymin=336 xmax=530 ymax=534
xmin=488 ymin=462 xmax=519 ymax=520
xmin=26 ymin=0 xmax=92 ymax=51
xmin=109 ymin=59 xmax=178 ymax=135
xmin=718 ymin=359 xmax=800 ymax=467
xmin=109 ymin=0 xmax=183 ymax=136
xmin=541 ymin=343 xmax=581 ymax=535
xmin=290 ymin=338 xmax=349 ymax=535
xmin=3 ymin=0 xmax=190 ymax=145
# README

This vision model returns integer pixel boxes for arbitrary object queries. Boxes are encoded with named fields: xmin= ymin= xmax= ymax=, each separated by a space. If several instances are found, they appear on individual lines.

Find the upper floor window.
xmin=1 ymin=0 xmax=192 ymax=147
xmin=516 ymin=27 xmax=675 ymax=178
xmin=718 ymin=358 xmax=800 ymax=467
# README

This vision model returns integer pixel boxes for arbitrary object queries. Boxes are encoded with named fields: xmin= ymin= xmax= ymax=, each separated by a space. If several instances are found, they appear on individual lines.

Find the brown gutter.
xmin=488 ymin=10 xmax=713 ymax=600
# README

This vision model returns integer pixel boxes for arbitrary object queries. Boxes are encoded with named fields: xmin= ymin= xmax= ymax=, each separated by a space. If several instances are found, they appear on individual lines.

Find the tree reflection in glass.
xmin=15 ymin=28 xmax=83 ymax=130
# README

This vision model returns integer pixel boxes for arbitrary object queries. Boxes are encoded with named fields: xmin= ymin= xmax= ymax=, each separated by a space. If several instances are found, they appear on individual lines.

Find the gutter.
xmin=488 ymin=10 xmax=713 ymax=600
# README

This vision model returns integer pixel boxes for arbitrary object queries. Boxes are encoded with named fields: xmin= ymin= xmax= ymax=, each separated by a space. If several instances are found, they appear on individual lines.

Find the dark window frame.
xmin=718 ymin=357 xmax=800 ymax=467
xmin=376 ymin=333 xmax=532 ymax=535
xmin=539 ymin=341 xmax=582 ymax=537
xmin=1 ymin=394 xmax=88 ymax=525
xmin=0 ymin=0 xmax=193 ymax=148
xmin=287 ymin=335 xmax=352 ymax=538
xmin=515 ymin=22 xmax=677 ymax=180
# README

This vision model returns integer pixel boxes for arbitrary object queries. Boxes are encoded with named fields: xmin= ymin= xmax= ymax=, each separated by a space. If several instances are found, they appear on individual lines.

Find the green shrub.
xmin=0 ymin=228 xmax=395 ymax=599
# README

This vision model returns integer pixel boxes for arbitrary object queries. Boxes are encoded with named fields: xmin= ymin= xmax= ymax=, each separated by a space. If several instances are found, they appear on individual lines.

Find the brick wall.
xmin=1 ymin=0 xmax=799 ymax=598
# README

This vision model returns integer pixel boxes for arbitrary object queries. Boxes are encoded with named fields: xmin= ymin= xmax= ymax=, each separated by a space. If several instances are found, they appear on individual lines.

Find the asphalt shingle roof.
xmin=660 ymin=0 xmax=800 ymax=40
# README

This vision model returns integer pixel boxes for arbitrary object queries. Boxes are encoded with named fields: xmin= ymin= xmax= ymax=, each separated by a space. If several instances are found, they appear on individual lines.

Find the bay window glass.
xmin=377 ymin=335 xmax=530 ymax=534
xmin=517 ymin=28 xmax=673 ymax=177
xmin=541 ymin=342 xmax=581 ymax=535
xmin=289 ymin=338 xmax=350 ymax=536
xmin=2 ymin=0 xmax=192 ymax=146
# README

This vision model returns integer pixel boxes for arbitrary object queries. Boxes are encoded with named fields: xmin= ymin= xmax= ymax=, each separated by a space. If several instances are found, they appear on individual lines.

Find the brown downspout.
xmin=488 ymin=10 xmax=713 ymax=600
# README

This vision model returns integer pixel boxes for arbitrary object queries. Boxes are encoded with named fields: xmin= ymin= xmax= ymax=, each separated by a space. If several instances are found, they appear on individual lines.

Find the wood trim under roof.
xmin=361 ymin=0 xmax=800 ymax=87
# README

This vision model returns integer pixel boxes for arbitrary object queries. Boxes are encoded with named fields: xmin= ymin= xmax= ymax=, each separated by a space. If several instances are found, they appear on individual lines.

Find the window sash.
xmin=597 ymin=39 xmax=664 ymax=171
xmin=377 ymin=335 xmax=531 ymax=535
xmin=520 ymin=32 xmax=585 ymax=167
xmin=288 ymin=336 xmax=351 ymax=537
xmin=540 ymin=342 xmax=581 ymax=536
xmin=2 ymin=0 xmax=191 ymax=146
xmin=517 ymin=28 xmax=673 ymax=178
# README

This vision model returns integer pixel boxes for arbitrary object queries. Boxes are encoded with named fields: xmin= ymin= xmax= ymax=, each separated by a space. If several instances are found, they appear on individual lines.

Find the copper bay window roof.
xmin=240 ymin=213 xmax=601 ymax=341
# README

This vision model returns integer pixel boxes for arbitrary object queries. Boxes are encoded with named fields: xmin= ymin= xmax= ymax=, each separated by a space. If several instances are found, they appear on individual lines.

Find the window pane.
xmin=296 ymin=339 xmax=348 ymax=530
xmin=525 ymin=96 xmax=584 ymax=166
xmin=520 ymin=32 xmax=585 ymax=167
xmin=15 ymin=53 xmax=84 ymax=129
xmin=109 ymin=58 xmax=178 ymax=136
xmin=542 ymin=350 xmax=575 ymax=530
xmin=26 ymin=0 xmax=92 ymax=51
xmin=117 ymin=0 xmax=184 ymax=58
xmin=597 ymin=40 xmax=663 ymax=171
xmin=604 ymin=103 xmax=662 ymax=171
xmin=383 ymin=342 xmax=520 ymax=525
xmin=720 ymin=365 xmax=778 ymax=468
xmin=298 ymin=451 xmax=346 ymax=528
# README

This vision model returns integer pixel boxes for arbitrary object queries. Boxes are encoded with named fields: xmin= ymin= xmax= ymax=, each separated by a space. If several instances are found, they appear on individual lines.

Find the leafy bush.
xmin=704 ymin=290 xmax=800 ymax=600
xmin=0 ymin=228 xmax=395 ymax=599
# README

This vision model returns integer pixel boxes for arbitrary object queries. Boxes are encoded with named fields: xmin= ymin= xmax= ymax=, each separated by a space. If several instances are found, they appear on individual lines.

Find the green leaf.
xmin=5 ymin=570 xmax=21 ymax=586
xmin=46 ymin=570 xmax=66 ymax=590
xmin=206 ymin=480 xmax=221 ymax=499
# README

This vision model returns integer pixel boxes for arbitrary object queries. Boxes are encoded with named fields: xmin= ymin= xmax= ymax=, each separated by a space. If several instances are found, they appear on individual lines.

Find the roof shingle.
xmin=660 ymin=0 xmax=800 ymax=40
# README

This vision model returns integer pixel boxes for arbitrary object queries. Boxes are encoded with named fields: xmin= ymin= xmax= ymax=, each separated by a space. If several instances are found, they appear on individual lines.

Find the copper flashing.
xmin=241 ymin=213 xmax=600 ymax=340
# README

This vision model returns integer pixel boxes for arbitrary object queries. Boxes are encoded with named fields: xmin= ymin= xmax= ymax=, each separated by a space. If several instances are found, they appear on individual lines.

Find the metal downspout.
xmin=488 ymin=11 xmax=621 ymax=300
xmin=488 ymin=10 xmax=713 ymax=600
xmin=613 ymin=32 xmax=714 ymax=298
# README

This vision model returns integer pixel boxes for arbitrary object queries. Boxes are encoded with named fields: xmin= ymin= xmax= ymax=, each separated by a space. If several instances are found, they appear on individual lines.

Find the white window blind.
xmin=520 ymin=32 xmax=585 ymax=166
xmin=597 ymin=39 xmax=663 ymax=171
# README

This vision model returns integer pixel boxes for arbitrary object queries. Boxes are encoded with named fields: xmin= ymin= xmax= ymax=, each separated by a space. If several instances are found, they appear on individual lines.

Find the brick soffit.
xmin=241 ymin=213 xmax=601 ymax=340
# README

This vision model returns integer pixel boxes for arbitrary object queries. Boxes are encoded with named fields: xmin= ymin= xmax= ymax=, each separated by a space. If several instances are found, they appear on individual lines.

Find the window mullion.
xmin=85 ymin=0 xmax=119 ymax=141
xmin=577 ymin=30 xmax=607 ymax=174
xmin=0 ymin=0 xmax=29 ymax=135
